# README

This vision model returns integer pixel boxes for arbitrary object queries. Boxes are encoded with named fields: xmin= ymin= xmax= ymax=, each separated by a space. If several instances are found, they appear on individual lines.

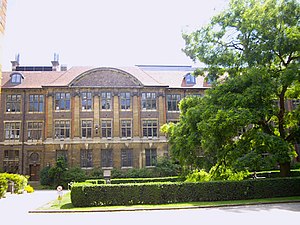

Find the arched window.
xmin=10 ymin=73 xmax=24 ymax=84
xmin=185 ymin=73 xmax=196 ymax=85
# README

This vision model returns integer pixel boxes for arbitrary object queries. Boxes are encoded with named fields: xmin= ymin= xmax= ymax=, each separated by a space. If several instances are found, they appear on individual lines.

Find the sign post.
xmin=57 ymin=186 xmax=63 ymax=206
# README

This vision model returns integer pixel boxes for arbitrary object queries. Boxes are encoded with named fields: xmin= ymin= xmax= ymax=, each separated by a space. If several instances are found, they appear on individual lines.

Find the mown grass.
xmin=37 ymin=191 xmax=300 ymax=212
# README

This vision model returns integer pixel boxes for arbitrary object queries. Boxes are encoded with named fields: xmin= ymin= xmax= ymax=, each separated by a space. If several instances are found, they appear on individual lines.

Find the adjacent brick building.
xmin=0 ymin=61 xmax=210 ymax=181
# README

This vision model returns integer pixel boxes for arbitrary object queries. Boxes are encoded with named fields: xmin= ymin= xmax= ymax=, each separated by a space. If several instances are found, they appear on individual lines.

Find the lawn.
xmin=36 ymin=191 xmax=300 ymax=212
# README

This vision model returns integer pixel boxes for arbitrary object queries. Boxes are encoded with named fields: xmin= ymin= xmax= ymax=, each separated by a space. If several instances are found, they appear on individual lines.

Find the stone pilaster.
xmin=45 ymin=93 xmax=53 ymax=139
xmin=132 ymin=93 xmax=140 ymax=137
xmin=72 ymin=94 xmax=80 ymax=138
xmin=93 ymin=95 xmax=100 ymax=137
xmin=113 ymin=93 xmax=119 ymax=137
xmin=158 ymin=93 xmax=166 ymax=136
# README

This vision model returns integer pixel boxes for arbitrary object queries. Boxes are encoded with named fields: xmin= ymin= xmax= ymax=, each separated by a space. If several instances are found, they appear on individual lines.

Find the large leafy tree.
xmin=164 ymin=0 xmax=300 ymax=176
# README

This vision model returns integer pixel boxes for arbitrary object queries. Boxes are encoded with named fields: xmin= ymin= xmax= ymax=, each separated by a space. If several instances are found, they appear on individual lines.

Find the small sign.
xmin=57 ymin=186 xmax=63 ymax=205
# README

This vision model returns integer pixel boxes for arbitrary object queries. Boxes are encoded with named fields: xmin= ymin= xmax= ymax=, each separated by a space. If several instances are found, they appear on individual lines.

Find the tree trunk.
xmin=279 ymin=162 xmax=291 ymax=177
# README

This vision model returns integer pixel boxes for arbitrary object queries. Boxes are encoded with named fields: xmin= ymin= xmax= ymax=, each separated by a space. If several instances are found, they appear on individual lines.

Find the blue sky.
xmin=2 ymin=0 xmax=228 ymax=70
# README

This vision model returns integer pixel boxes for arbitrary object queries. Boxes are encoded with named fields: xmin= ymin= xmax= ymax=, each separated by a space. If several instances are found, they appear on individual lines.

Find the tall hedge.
xmin=71 ymin=177 xmax=300 ymax=207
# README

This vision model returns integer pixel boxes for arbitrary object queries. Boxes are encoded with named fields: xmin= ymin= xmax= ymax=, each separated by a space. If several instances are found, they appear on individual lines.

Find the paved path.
xmin=1 ymin=191 xmax=299 ymax=225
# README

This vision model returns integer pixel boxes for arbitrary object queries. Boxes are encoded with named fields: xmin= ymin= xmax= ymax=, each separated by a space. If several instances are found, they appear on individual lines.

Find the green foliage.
xmin=40 ymin=166 xmax=53 ymax=186
xmin=40 ymin=159 xmax=88 ymax=188
xmin=71 ymin=177 xmax=300 ymax=207
xmin=110 ymin=157 xmax=181 ymax=178
xmin=164 ymin=0 xmax=300 ymax=176
xmin=25 ymin=185 xmax=34 ymax=193
xmin=0 ymin=174 xmax=8 ymax=198
xmin=185 ymin=169 xmax=211 ymax=182
xmin=2 ymin=173 xmax=28 ymax=193
xmin=185 ymin=166 xmax=249 ymax=182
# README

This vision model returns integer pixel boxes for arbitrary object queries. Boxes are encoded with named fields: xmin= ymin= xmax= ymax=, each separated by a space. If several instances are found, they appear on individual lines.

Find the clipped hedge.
xmin=71 ymin=177 xmax=300 ymax=207
xmin=85 ymin=176 xmax=181 ymax=185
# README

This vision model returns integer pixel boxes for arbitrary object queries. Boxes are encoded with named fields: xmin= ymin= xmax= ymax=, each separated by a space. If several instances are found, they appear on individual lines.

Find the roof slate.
xmin=1 ymin=66 xmax=208 ymax=89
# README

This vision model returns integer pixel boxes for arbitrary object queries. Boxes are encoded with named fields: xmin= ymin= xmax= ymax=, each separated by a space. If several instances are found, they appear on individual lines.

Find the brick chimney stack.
xmin=11 ymin=53 xmax=20 ymax=71
xmin=51 ymin=53 xmax=59 ymax=71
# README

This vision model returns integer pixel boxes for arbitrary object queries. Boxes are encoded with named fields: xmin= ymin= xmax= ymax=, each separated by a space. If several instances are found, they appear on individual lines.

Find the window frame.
xmin=101 ymin=92 xmax=112 ymax=110
xmin=27 ymin=121 xmax=43 ymax=141
xmin=6 ymin=94 xmax=21 ymax=113
xmin=142 ymin=120 xmax=158 ymax=138
xmin=81 ymin=120 xmax=93 ymax=139
xmin=29 ymin=94 xmax=44 ymax=113
xmin=101 ymin=120 xmax=112 ymax=138
xmin=3 ymin=150 xmax=19 ymax=173
xmin=141 ymin=92 xmax=157 ymax=110
xmin=121 ymin=120 xmax=132 ymax=139
xmin=120 ymin=92 xmax=131 ymax=110
xmin=80 ymin=149 xmax=93 ymax=169
xmin=55 ymin=92 xmax=71 ymax=111
xmin=167 ymin=94 xmax=181 ymax=112
xmin=121 ymin=149 xmax=133 ymax=168
xmin=4 ymin=121 xmax=21 ymax=141
xmin=101 ymin=149 xmax=113 ymax=168
xmin=54 ymin=120 xmax=71 ymax=139
xmin=81 ymin=92 xmax=92 ymax=111
xmin=145 ymin=148 xmax=157 ymax=167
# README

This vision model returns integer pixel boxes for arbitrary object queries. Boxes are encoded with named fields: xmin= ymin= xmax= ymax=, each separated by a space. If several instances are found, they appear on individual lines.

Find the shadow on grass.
xmin=60 ymin=203 xmax=74 ymax=209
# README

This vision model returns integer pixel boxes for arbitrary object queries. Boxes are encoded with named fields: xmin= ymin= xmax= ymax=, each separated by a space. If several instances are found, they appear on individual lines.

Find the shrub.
xmin=185 ymin=169 xmax=211 ymax=182
xmin=71 ymin=177 xmax=300 ymax=207
xmin=40 ymin=166 xmax=53 ymax=186
xmin=0 ymin=174 xmax=8 ymax=198
xmin=25 ymin=185 xmax=34 ymax=193
xmin=3 ymin=173 xmax=28 ymax=193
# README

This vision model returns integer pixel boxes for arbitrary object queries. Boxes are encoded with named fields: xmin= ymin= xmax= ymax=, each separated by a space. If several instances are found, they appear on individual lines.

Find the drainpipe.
xmin=21 ymin=89 xmax=26 ymax=174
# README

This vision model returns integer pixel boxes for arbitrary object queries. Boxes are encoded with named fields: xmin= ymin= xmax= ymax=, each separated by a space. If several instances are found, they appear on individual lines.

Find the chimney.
xmin=11 ymin=53 xmax=20 ymax=71
xmin=51 ymin=53 xmax=59 ymax=71
xmin=60 ymin=64 xmax=67 ymax=71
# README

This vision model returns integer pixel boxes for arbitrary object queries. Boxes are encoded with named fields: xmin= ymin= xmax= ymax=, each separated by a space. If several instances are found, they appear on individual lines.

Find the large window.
xmin=141 ymin=92 xmax=156 ymax=110
xmin=54 ymin=120 xmax=70 ymax=139
xmin=101 ymin=149 xmax=113 ymax=168
xmin=29 ymin=95 xmax=44 ymax=112
xmin=3 ymin=150 xmax=19 ymax=173
xmin=55 ymin=92 xmax=70 ymax=110
xmin=101 ymin=92 xmax=112 ymax=110
xmin=5 ymin=122 xmax=21 ymax=140
xmin=167 ymin=94 xmax=181 ymax=112
xmin=121 ymin=120 xmax=132 ymax=138
xmin=80 ymin=149 xmax=93 ymax=168
xmin=120 ymin=92 xmax=131 ymax=110
xmin=121 ymin=149 xmax=133 ymax=168
xmin=142 ymin=120 xmax=158 ymax=138
xmin=101 ymin=120 xmax=112 ymax=138
xmin=6 ymin=94 xmax=21 ymax=112
xmin=81 ymin=120 xmax=92 ymax=138
xmin=81 ymin=92 xmax=92 ymax=110
xmin=27 ymin=122 xmax=43 ymax=141
xmin=145 ymin=149 xmax=157 ymax=167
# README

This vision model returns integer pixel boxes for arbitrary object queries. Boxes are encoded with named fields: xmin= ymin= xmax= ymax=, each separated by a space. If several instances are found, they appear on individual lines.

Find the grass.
xmin=36 ymin=192 xmax=300 ymax=212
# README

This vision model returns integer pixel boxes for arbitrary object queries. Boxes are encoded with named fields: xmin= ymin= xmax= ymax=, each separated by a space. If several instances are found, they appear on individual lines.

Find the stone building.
xmin=0 ymin=0 xmax=8 ymax=106
xmin=0 ymin=61 xmax=210 ymax=181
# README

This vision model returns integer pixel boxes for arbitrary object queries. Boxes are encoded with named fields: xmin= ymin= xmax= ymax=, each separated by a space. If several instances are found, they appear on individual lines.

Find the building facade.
xmin=0 ymin=62 xmax=210 ymax=181
xmin=0 ymin=0 xmax=8 ymax=107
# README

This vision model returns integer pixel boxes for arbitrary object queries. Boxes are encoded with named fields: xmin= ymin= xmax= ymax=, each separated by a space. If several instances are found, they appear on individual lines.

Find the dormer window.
xmin=10 ymin=73 xmax=24 ymax=84
xmin=185 ymin=73 xmax=196 ymax=85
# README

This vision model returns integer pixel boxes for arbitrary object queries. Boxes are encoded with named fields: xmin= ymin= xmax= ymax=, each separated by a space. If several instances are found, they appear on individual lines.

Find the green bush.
xmin=85 ymin=176 xmax=181 ymax=185
xmin=186 ymin=169 xmax=211 ymax=182
xmin=0 ymin=174 xmax=8 ymax=198
xmin=2 ymin=173 xmax=28 ymax=193
xmin=71 ymin=177 xmax=300 ymax=207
